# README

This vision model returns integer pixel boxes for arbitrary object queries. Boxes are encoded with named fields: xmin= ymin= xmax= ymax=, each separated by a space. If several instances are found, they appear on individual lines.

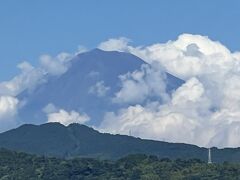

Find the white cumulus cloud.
xmin=0 ymin=62 xmax=45 ymax=96
xmin=98 ymin=34 xmax=240 ymax=148
xmin=0 ymin=96 xmax=19 ymax=119
xmin=0 ymin=49 xmax=86 ymax=132
xmin=40 ymin=52 xmax=73 ymax=76
xmin=98 ymin=37 xmax=130 ymax=52
xmin=89 ymin=81 xmax=110 ymax=97
xmin=113 ymin=64 xmax=169 ymax=104
xmin=100 ymin=78 xmax=211 ymax=146
xmin=47 ymin=109 xmax=90 ymax=126
xmin=0 ymin=96 xmax=19 ymax=132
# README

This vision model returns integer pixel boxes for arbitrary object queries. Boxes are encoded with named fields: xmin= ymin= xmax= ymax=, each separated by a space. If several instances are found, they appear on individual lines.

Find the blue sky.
xmin=1 ymin=0 xmax=240 ymax=81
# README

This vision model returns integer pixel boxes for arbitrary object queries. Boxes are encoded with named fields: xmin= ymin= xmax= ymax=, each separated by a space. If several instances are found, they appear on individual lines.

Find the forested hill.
xmin=0 ymin=123 xmax=240 ymax=162
xmin=1 ymin=148 xmax=240 ymax=179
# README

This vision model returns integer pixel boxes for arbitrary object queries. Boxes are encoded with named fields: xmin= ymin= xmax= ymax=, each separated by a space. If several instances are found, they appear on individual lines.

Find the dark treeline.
xmin=0 ymin=148 xmax=240 ymax=179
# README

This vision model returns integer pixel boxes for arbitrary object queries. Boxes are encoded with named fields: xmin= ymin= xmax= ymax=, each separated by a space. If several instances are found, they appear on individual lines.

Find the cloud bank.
xmin=99 ymin=34 xmax=240 ymax=148
xmin=113 ymin=64 xmax=169 ymax=104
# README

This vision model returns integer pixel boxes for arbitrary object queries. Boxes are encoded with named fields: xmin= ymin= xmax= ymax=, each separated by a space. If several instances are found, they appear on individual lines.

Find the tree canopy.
xmin=0 ymin=149 xmax=240 ymax=179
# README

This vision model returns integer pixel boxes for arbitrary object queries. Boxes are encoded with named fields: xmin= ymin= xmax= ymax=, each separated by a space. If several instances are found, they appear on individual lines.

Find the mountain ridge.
xmin=1 ymin=122 xmax=240 ymax=162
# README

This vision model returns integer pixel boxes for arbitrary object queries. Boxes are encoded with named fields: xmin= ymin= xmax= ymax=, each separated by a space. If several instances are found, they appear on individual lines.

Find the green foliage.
xmin=0 ymin=149 xmax=240 ymax=179
xmin=1 ymin=123 xmax=240 ymax=163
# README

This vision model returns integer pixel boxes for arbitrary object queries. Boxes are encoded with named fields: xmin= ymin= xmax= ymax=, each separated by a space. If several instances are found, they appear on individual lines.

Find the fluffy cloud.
xmin=98 ymin=37 xmax=130 ymax=52
xmin=99 ymin=34 xmax=238 ymax=80
xmin=100 ymin=105 xmax=200 ymax=145
xmin=89 ymin=81 xmax=110 ymax=97
xmin=0 ymin=96 xmax=19 ymax=119
xmin=43 ymin=103 xmax=90 ymax=126
xmin=99 ymin=34 xmax=240 ymax=148
xmin=0 ymin=48 xmax=82 ymax=97
xmin=113 ymin=64 xmax=169 ymax=104
xmin=0 ymin=96 xmax=19 ymax=132
xmin=0 ymin=61 xmax=43 ymax=132
xmin=0 ymin=52 xmax=73 ymax=97
xmin=0 ymin=49 xmax=81 ymax=132
xmin=47 ymin=109 xmax=90 ymax=126
xmin=100 ymin=78 xmax=211 ymax=146
xmin=40 ymin=52 xmax=73 ymax=76
xmin=0 ymin=62 xmax=45 ymax=96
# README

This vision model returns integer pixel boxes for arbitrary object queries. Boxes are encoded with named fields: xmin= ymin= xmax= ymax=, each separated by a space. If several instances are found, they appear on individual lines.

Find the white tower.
xmin=208 ymin=148 xmax=212 ymax=164
xmin=129 ymin=130 xmax=132 ymax=136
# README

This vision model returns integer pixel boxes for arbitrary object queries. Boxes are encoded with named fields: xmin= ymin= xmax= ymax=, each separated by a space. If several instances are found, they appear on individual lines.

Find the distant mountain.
xmin=1 ymin=123 xmax=240 ymax=162
xmin=17 ymin=49 xmax=184 ymax=125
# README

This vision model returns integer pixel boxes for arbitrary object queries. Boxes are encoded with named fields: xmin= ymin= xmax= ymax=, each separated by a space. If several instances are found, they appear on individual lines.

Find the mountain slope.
xmin=1 ymin=123 xmax=240 ymax=162
xmin=17 ymin=49 xmax=184 ymax=125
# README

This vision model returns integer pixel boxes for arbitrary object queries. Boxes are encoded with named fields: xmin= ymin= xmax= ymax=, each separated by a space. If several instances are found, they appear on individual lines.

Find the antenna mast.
xmin=208 ymin=148 xmax=212 ymax=164
xmin=129 ymin=130 xmax=132 ymax=136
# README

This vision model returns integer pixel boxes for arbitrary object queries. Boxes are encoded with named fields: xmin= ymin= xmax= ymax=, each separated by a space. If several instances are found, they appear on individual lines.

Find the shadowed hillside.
xmin=0 ymin=123 xmax=240 ymax=162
